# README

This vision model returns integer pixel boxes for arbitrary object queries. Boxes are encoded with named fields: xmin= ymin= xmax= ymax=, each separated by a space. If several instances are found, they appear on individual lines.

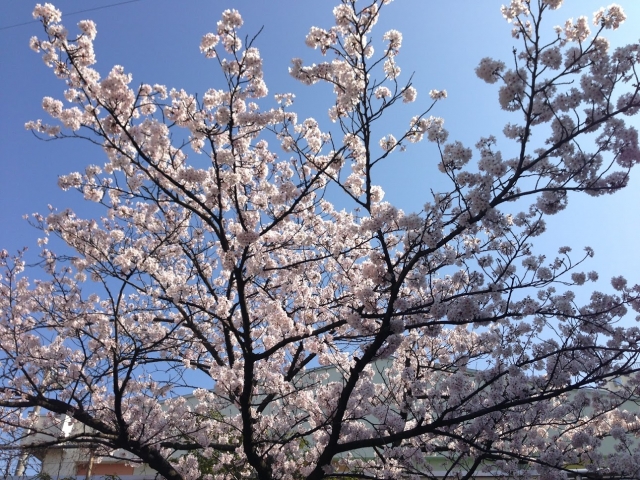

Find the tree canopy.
xmin=2 ymin=1 xmax=640 ymax=479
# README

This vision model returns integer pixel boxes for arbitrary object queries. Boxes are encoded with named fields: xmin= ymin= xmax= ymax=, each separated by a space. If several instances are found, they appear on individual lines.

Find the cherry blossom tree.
xmin=2 ymin=0 xmax=640 ymax=479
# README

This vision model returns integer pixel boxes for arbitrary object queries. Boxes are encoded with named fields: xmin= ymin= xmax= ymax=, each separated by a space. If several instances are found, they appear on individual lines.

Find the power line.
xmin=0 ymin=0 xmax=144 ymax=32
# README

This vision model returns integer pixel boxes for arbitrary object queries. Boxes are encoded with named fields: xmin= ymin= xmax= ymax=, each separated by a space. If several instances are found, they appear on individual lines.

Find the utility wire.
xmin=0 ymin=0 xmax=144 ymax=32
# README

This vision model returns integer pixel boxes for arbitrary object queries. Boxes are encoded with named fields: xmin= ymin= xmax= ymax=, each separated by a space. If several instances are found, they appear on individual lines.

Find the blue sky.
xmin=1 ymin=0 xmax=639 ymax=310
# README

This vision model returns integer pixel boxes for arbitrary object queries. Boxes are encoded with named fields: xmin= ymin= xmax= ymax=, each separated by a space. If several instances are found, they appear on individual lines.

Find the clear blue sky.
xmin=1 ymin=0 xmax=639 ymax=310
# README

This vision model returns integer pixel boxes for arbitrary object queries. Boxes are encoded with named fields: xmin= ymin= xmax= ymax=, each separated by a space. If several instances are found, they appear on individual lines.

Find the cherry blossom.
xmin=3 ymin=1 xmax=640 ymax=479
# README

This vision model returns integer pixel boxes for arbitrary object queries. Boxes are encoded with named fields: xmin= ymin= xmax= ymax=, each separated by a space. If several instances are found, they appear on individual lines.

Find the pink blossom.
xmin=12 ymin=2 xmax=640 ymax=479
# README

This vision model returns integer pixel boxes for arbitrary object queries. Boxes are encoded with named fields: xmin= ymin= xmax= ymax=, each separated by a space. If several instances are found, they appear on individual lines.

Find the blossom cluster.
xmin=4 ymin=1 xmax=640 ymax=479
